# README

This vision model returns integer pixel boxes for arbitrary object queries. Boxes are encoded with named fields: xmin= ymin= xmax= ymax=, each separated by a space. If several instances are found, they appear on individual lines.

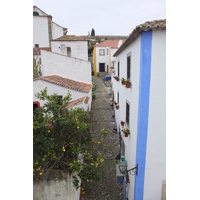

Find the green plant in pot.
xmin=121 ymin=77 xmax=125 ymax=85
xmin=122 ymin=128 xmax=130 ymax=137
xmin=125 ymin=80 xmax=131 ymax=88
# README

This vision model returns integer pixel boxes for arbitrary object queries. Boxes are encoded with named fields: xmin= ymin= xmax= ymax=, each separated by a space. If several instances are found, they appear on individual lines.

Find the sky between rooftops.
xmin=33 ymin=0 xmax=166 ymax=36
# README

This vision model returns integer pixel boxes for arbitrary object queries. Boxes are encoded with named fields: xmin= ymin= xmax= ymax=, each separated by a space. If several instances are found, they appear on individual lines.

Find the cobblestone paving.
xmin=82 ymin=76 xmax=124 ymax=200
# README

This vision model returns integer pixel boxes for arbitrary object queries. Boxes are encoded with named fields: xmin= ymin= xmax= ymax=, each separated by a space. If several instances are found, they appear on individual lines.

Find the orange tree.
xmin=33 ymin=88 xmax=107 ymax=193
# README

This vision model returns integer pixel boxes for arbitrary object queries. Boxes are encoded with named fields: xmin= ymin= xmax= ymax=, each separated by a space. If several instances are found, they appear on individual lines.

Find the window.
xmin=126 ymin=101 xmax=130 ymax=125
xmin=127 ymin=55 xmax=131 ymax=80
xmin=33 ymin=11 xmax=39 ymax=16
xmin=117 ymin=92 xmax=119 ymax=104
xmin=67 ymin=47 xmax=71 ymax=56
xmin=60 ymin=44 xmax=66 ymax=52
xmin=118 ymin=61 xmax=120 ymax=77
xmin=33 ymin=101 xmax=40 ymax=111
xmin=99 ymin=49 xmax=105 ymax=56
xmin=107 ymin=49 xmax=109 ymax=55
xmin=39 ymin=58 xmax=41 ymax=64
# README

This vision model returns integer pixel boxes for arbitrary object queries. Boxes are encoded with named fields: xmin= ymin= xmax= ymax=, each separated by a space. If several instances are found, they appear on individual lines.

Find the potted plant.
xmin=122 ymin=128 xmax=130 ymax=137
xmin=125 ymin=80 xmax=131 ymax=88
xmin=115 ymin=76 xmax=119 ymax=81
xmin=115 ymin=104 xmax=119 ymax=110
xmin=114 ymin=101 xmax=117 ymax=106
xmin=120 ymin=121 xmax=125 ymax=126
xmin=110 ymin=66 xmax=114 ymax=69
xmin=121 ymin=77 xmax=125 ymax=85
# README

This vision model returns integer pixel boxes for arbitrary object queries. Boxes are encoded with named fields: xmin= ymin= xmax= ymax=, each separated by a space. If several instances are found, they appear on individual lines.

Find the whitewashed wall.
xmin=111 ymin=48 xmax=117 ymax=63
xmin=52 ymin=22 xmax=64 ymax=40
xmin=143 ymin=30 xmax=166 ymax=200
xmin=33 ymin=16 xmax=49 ymax=48
xmin=95 ymin=47 xmax=107 ymax=72
xmin=40 ymin=50 xmax=91 ymax=84
xmin=51 ymin=41 xmax=88 ymax=61
xmin=113 ymin=35 xmax=141 ymax=200
xmin=33 ymin=80 xmax=92 ymax=112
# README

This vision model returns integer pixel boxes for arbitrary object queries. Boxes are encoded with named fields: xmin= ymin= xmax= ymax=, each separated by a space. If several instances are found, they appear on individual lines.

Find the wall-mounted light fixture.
xmin=118 ymin=156 xmax=138 ymax=176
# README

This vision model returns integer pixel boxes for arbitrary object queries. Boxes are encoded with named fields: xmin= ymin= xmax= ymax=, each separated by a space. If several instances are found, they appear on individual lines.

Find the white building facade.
xmin=51 ymin=35 xmax=88 ymax=61
xmin=33 ymin=5 xmax=67 ymax=48
xmin=112 ymin=19 xmax=166 ymax=200
xmin=93 ymin=40 xmax=124 ymax=76
xmin=40 ymin=49 xmax=91 ymax=84
xmin=33 ymin=75 xmax=92 ymax=113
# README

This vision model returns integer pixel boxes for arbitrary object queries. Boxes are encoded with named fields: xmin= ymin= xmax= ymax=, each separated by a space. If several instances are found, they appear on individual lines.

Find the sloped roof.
xmin=33 ymin=5 xmax=51 ymax=17
xmin=34 ymin=75 xmax=92 ymax=93
xmin=53 ymin=35 xmax=88 ymax=41
xmin=114 ymin=19 xmax=166 ymax=56
xmin=67 ymin=96 xmax=89 ymax=108
xmin=95 ymin=40 xmax=122 ymax=48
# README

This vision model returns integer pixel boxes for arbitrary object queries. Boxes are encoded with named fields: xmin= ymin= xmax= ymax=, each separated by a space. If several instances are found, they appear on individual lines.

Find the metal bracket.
xmin=126 ymin=164 xmax=138 ymax=176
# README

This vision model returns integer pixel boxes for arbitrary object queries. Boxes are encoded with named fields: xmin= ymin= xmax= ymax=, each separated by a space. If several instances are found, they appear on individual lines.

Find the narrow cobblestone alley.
xmin=82 ymin=76 xmax=124 ymax=200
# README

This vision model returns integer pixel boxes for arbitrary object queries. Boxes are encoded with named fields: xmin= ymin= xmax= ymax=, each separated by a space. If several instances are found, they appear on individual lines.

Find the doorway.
xmin=99 ymin=63 xmax=105 ymax=72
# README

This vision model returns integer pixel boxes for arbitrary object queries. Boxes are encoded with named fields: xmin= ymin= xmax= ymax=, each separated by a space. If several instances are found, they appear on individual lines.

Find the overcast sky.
xmin=33 ymin=0 xmax=166 ymax=36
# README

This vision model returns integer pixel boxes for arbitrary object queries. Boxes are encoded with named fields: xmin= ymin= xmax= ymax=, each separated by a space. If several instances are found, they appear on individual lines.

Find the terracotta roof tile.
xmin=67 ymin=96 xmax=89 ymax=108
xmin=53 ymin=35 xmax=88 ymax=41
xmin=95 ymin=40 xmax=122 ymax=48
xmin=34 ymin=75 xmax=92 ymax=93
xmin=114 ymin=19 xmax=166 ymax=56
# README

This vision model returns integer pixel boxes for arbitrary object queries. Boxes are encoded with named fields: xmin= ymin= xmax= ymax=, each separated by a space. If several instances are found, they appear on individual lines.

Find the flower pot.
xmin=125 ymin=83 xmax=131 ymax=88
xmin=120 ymin=121 xmax=125 ymax=126
xmin=121 ymin=81 xmax=125 ymax=85
xmin=115 ymin=77 xmax=119 ymax=81
xmin=124 ymin=133 xmax=129 ymax=137
xmin=116 ymin=105 xmax=119 ymax=110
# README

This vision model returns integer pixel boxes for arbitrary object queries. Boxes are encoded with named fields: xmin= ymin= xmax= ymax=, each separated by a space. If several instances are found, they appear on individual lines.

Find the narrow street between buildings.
xmin=82 ymin=76 xmax=124 ymax=200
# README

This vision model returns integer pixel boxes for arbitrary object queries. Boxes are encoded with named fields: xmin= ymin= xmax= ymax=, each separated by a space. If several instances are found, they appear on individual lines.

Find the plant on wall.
xmin=33 ymin=88 xmax=110 ymax=194
xmin=121 ymin=77 xmax=125 ymax=85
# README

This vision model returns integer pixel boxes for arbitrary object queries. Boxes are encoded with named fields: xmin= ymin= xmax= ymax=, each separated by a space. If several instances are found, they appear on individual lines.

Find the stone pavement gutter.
xmin=82 ymin=76 xmax=124 ymax=200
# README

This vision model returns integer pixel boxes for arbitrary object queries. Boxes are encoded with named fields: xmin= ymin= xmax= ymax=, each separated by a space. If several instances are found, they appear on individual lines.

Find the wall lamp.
xmin=118 ymin=156 xmax=138 ymax=176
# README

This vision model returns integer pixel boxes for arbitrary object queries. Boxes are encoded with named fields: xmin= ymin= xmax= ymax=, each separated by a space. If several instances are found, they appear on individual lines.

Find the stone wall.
xmin=33 ymin=176 xmax=80 ymax=200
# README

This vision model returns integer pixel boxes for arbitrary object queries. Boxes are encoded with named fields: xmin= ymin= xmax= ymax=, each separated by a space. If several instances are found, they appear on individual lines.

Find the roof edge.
xmin=113 ymin=19 xmax=166 ymax=57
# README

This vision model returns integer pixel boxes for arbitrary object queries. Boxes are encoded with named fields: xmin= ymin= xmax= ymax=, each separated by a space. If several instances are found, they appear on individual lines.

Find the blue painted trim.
xmin=117 ymin=177 xmax=124 ymax=183
xmin=134 ymin=30 xmax=152 ymax=200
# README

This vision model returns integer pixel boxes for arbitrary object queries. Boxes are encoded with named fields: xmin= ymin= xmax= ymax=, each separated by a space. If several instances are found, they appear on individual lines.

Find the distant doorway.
xmin=99 ymin=63 xmax=105 ymax=72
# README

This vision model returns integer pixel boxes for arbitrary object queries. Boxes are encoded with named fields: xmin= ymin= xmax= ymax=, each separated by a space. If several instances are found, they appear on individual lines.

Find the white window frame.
xmin=99 ymin=49 xmax=105 ymax=56
xmin=60 ymin=44 xmax=66 ymax=52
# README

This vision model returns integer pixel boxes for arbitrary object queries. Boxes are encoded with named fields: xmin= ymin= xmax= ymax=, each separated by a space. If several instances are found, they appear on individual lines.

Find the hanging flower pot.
xmin=116 ymin=104 xmax=119 ymax=110
xmin=115 ymin=76 xmax=119 ymax=81
xmin=121 ymin=77 xmax=125 ymax=85
xmin=122 ymin=128 xmax=130 ymax=137
xmin=114 ymin=101 xmax=117 ymax=106
xmin=124 ymin=133 xmax=129 ymax=137
xmin=125 ymin=80 xmax=131 ymax=88
xmin=120 ymin=121 xmax=125 ymax=126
